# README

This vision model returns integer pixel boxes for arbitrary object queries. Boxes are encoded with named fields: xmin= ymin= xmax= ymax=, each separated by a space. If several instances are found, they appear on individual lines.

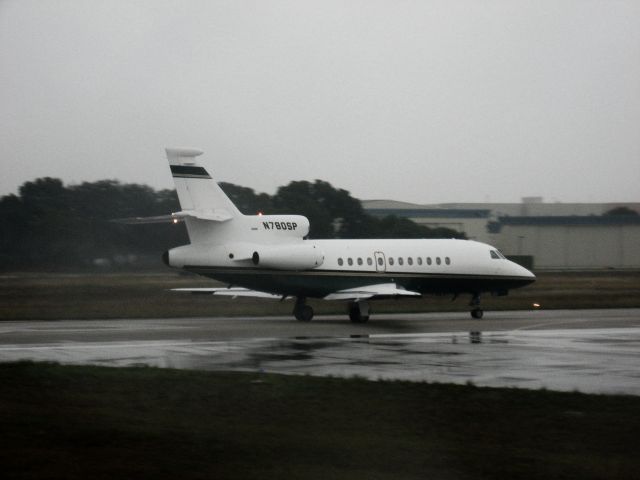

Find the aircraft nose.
xmin=511 ymin=261 xmax=536 ymax=281
xmin=161 ymin=250 xmax=169 ymax=266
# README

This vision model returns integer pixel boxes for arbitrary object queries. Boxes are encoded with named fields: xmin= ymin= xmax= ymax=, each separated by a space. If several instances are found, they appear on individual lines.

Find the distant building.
xmin=362 ymin=198 xmax=640 ymax=270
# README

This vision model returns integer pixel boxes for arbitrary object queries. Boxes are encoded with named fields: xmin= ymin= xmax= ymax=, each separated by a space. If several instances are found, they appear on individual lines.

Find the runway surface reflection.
xmin=1 ymin=309 xmax=639 ymax=395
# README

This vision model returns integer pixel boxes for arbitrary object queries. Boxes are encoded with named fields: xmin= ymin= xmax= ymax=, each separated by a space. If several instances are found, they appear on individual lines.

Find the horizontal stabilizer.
xmin=171 ymin=287 xmax=285 ymax=300
xmin=112 ymin=209 xmax=233 ymax=225
xmin=324 ymin=283 xmax=421 ymax=301
xmin=173 ymin=209 xmax=233 ymax=222
xmin=111 ymin=214 xmax=183 ymax=225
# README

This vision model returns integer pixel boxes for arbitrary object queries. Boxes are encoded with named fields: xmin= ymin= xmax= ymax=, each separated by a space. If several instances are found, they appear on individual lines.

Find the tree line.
xmin=0 ymin=177 xmax=462 ymax=270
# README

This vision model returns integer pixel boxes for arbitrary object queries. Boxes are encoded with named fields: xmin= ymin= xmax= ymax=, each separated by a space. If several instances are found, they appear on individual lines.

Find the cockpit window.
xmin=490 ymin=250 xmax=500 ymax=260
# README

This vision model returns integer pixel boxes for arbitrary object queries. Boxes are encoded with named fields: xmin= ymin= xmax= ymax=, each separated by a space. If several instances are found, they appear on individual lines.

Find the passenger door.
xmin=374 ymin=251 xmax=386 ymax=272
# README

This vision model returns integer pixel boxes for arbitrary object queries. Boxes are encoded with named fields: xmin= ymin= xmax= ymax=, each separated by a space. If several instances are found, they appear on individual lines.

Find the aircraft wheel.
xmin=294 ymin=305 xmax=314 ymax=322
xmin=470 ymin=308 xmax=483 ymax=319
xmin=348 ymin=303 xmax=370 ymax=323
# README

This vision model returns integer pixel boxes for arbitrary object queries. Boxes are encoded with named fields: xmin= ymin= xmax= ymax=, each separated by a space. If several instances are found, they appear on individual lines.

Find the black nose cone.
xmin=161 ymin=250 xmax=169 ymax=266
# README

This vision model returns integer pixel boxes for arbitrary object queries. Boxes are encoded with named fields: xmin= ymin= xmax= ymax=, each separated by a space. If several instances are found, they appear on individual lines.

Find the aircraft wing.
xmin=323 ymin=283 xmax=421 ymax=301
xmin=172 ymin=284 xmax=420 ymax=301
xmin=171 ymin=287 xmax=284 ymax=300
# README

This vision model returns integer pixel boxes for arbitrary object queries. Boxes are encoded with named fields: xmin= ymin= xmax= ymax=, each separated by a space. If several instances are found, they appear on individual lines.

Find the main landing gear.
xmin=293 ymin=297 xmax=314 ymax=322
xmin=293 ymin=298 xmax=371 ymax=323
xmin=469 ymin=293 xmax=483 ymax=319
xmin=348 ymin=301 xmax=370 ymax=323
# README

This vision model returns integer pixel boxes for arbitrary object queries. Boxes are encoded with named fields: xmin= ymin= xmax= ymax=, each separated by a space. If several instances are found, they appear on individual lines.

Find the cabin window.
xmin=389 ymin=257 xmax=395 ymax=265
xmin=398 ymin=257 xmax=404 ymax=266
xmin=408 ymin=257 xmax=413 ymax=266
xmin=417 ymin=257 xmax=423 ymax=265
xmin=427 ymin=257 xmax=432 ymax=265
xmin=490 ymin=250 xmax=500 ymax=260
xmin=436 ymin=257 xmax=441 ymax=265
xmin=338 ymin=258 xmax=344 ymax=266
xmin=348 ymin=258 xmax=353 ymax=266
xmin=445 ymin=257 xmax=451 ymax=265
xmin=377 ymin=257 xmax=383 ymax=266
xmin=367 ymin=257 xmax=373 ymax=266
xmin=357 ymin=258 xmax=363 ymax=266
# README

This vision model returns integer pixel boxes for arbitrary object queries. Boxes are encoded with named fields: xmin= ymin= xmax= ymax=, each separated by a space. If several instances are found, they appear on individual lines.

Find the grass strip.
xmin=1 ymin=270 xmax=639 ymax=320
xmin=0 ymin=361 xmax=639 ymax=479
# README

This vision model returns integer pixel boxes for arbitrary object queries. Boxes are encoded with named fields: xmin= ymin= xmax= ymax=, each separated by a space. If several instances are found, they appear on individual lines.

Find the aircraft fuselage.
xmin=179 ymin=238 xmax=535 ymax=298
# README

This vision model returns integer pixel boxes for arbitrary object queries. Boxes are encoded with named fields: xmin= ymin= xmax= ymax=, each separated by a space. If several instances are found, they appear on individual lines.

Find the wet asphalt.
xmin=1 ymin=308 xmax=639 ymax=395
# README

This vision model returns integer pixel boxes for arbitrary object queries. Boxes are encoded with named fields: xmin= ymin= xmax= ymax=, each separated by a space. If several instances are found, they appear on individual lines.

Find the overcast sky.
xmin=1 ymin=0 xmax=638 ymax=204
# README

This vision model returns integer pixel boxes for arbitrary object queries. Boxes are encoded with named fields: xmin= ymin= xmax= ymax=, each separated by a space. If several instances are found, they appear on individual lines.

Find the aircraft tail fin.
xmin=166 ymin=147 xmax=242 ymax=243
xmin=166 ymin=148 xmax=241 ymax=217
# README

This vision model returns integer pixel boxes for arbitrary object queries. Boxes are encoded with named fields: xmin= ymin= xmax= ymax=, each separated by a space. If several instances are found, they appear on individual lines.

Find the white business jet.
xmin=160 ymin=148 xmax=535 ymax=322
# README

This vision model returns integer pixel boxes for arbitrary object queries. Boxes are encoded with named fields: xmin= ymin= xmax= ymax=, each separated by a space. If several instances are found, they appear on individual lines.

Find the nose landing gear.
xmin=469 ymin=293 xmax=483 ymax=319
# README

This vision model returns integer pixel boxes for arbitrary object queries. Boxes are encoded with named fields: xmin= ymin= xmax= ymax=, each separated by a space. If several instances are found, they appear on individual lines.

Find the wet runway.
xmin=1 ymin=309 xmax=639 ymax=395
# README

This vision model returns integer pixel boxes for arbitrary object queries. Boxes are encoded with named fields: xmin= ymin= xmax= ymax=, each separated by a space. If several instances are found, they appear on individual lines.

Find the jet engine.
xmin=251 ymin=244 xmax=324 ymax=270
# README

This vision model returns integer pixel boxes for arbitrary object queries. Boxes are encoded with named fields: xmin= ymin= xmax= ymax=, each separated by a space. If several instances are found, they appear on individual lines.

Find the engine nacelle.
xmin=252 ymin=244 xmax=324 ymax=270
xmin=163 ymin=244 xmax=215 ymax=268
